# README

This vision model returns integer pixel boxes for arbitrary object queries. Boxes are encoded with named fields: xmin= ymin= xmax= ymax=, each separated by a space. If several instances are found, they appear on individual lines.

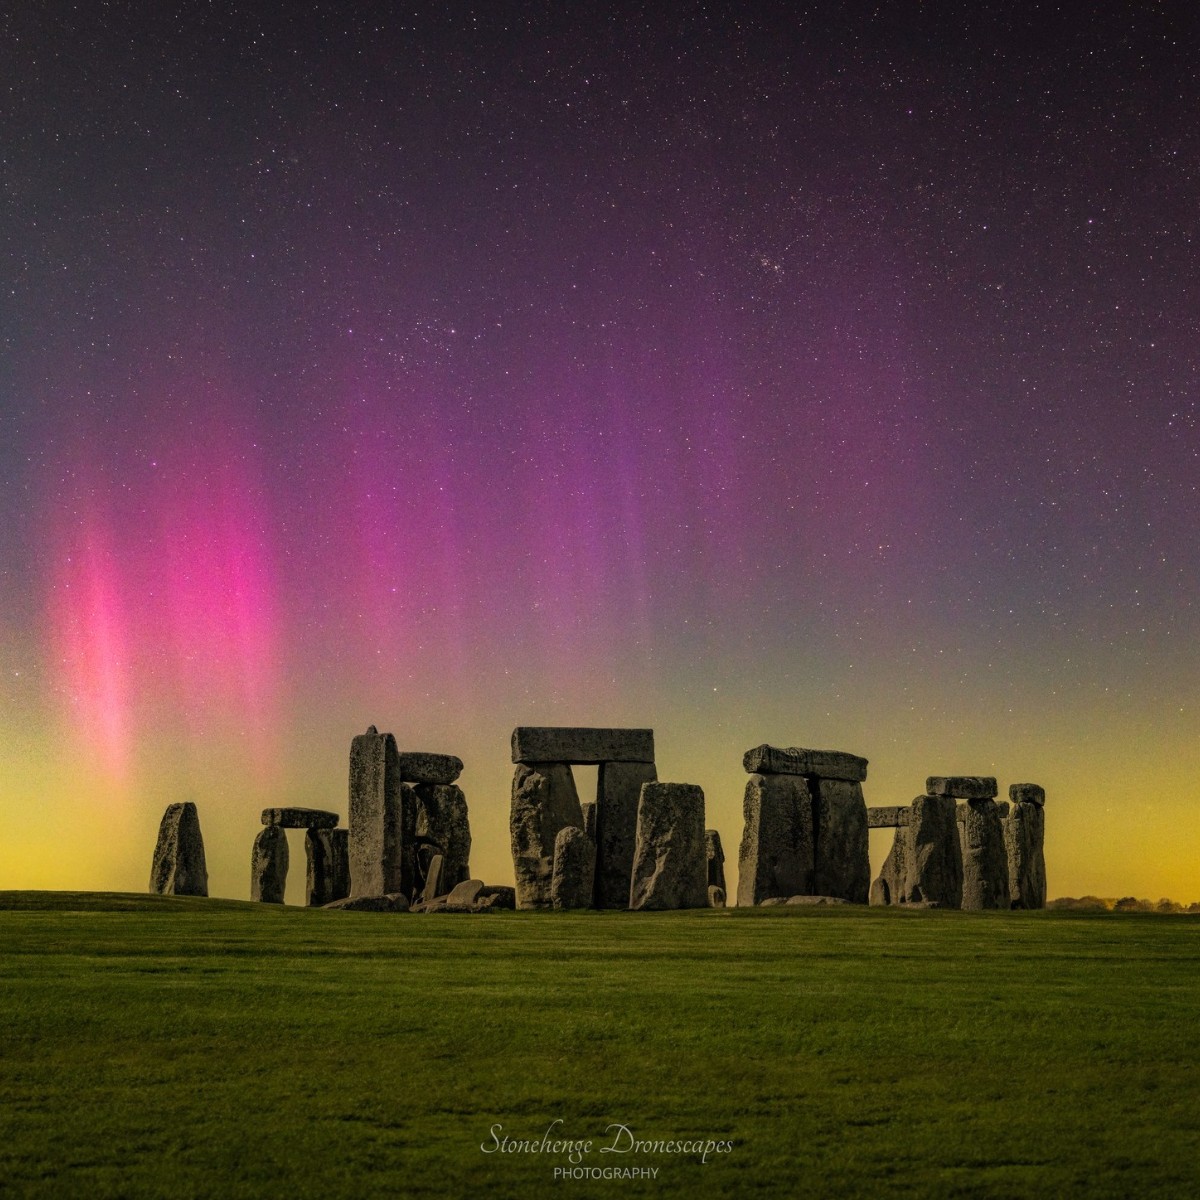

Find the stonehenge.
xmin=149 ymin=802 xmax=208 ymax=897
xmin=869 ymin=777 xmax=1046 ymax=910
xmin=147 ymin=723 xmax=1047 ymax=919
xmin=737 ymin=744 xmax=870 ymax=906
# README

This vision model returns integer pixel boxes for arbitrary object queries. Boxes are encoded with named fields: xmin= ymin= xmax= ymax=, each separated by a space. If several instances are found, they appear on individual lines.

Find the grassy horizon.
xmin=1 ymin=893 xmax=1198 ymax=1198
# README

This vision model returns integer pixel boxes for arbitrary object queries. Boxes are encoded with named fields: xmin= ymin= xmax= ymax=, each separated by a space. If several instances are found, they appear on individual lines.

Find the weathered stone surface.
xmin=867 ymin=806 xmax=911 ymax=829
xmin=412 ymin=783 xmax=471 ymax=893
xmin=581 ymin=800 xmax=597 ymax=842
xmin=742 ymin=745 xmax=868 ymax=782
xmin=1009 ymin=783 xmax=1046 ymax=807
xmin=959 ymin=799 xmax=1011 ymax=909
xmin=305 ymin=828 xmax=349 ymax=907
xmin=348 ymin=727 xmax=413 ymax=899
xmin=251 ymin=826 xmax=288 ymax=904
xmin=511 ymin=727 xmax=655 ymax=764
xmin=445 ymin=879 xmax=484 ymax=908
xmin=149 ymin=802 xmax=208 ymax=897
xmin=759 ymin=897 xmax=788 ymax=906
xmin=397 ymin=752 xmax=463 ymax=785
xmin=871 ymin=825 xmax=907 ymax=906
xmin=709 ymin=885 xmax=726 ymax=908
xmin=813 ymin=779 xmax=870 ymax=904
xmin=475 ymin=885 xmax=516 ymax=910
xmin=784 ymin=895 xmax=850 ymax=906
xmin=418 ymin=881 xmax=517 ymax=913
xmin=903 ymin=794 xmax=962 ymax=908
xmin=1005 ymin=801 xmax=1047 ymax=910
xmin=927 ymin=776 xmax=997 ymax=800
xmin=706 ymin=829 xmax=726 ymax=892
xmin=420 ymin=854 xmax=445 ymax=904
xmin=551 ymin=826 xmax=596 ymax=910
xmin=323 ymin=892 xmax=410 ymax=912
xmin=629 ymin=782 xmax=708 ymax=910
xmin=510 ymin=763 xmax=584 ymax=909
xmin=594 ymin=760 xmax=658 ymax=909
xmin=261 ymin=807 xmax=339 ymax=829
xmin=737 ymin=774 xmax=815 ymax=906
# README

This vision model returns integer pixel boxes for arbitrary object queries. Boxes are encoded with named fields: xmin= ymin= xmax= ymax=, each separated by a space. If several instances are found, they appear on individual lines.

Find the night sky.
xmin=2 ymin=3 xmax=1197 ymax=901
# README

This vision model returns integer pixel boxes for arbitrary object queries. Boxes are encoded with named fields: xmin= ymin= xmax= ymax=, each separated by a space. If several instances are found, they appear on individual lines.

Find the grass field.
xmin=1 ymin=894 xmax=1198 ymax=1199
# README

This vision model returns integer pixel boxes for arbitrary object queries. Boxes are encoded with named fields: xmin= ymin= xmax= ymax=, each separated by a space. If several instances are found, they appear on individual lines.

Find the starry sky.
xmin=2 ymin=3 xmax=1197 ymax=902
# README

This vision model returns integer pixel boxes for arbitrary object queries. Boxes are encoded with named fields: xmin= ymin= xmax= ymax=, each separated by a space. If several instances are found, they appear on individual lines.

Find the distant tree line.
xmin=1048 ymin=896 xmax=1200 ymax=913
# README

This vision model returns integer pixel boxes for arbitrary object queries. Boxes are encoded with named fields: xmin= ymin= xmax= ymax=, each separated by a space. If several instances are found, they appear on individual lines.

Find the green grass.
xmin=1 ymin=894 xmax=1198 ymax=1199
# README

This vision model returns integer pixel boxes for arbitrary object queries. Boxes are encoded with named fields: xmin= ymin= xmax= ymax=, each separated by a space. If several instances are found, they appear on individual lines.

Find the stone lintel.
xmin=742 ymin=744 xmax=868 ymax=782
xmin=511 ymin=726 xmax=655 ymax=765
xmin=927 ymin=776 xmax=997 ymax=800
xmin=867 ymin=806 xmax=911 ymax=828
xmin=261 ymin=807 xmax=340 ymax=829
xmin=397 ymin=752 xmax=463 ymax=784
xmin=1009 ymin=783 xmax=1045 ymax=806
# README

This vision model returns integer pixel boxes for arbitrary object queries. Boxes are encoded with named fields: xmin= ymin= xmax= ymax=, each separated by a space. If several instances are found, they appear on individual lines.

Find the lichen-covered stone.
xmin=149 ymin=802 xmax=208 ymax=897
xmin=412 ymin=782 xmax=471 ymax=893
xmin=420 ymin=853 xmax=445 ymax=904
xmin=629 ymin=782 xmax=708 ymax=910
xmin=959 ymin=799 xmax=1010 ymax=909
xmin=903 ymin=794 xmax=962 ymax=908
xmin=551 ymin=826 xmax=596 ymax=910
xmin=251 ymin=825 xmax=288 ymax=904
xmin=261 ymin=807 xmax=338 ymax=829
xmin=305 ymin=828 xmax=349 ymax=907
xmin=736 ymin=773 xmax=814 ymax=906
xmin=867 ymin=806 xmax=911 ymax=828
xmin=708 ymin=885 xmax=726 ymax=908
xmin=510 ymin=763 xmax=584 ymax=909
xmin=927 ymin=776 xmax=997 ymax=800
xmin=397 ymin=752 xmax=463 ymax=785
xmin=1005 ymin=801 xmax=1047 ymax=909
xmin=813 ymin=779 xmax=870 ymax=904
xmin=742 ymin=745 xmax=868 ymax=782
xmin=348 ymin=727 xmax=412 ymax=898
xmin=511 ymin=727 xmax=655 ymax=764
xmin=594 ymin=760 xmax=657 ymax=909
xmin=323 ymin=892 xmax=410 ymax=912
xmin=1009 ymin=782 xmax=1046 ymax=807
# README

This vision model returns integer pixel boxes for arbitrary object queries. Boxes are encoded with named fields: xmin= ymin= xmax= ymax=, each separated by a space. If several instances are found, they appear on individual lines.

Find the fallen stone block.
xmin=149 ymin=802 xmax=208 ymax=897
xmin=629 ymin=782 xmax=708 ymax=910
xmin=784 ymin=895 xmax=850 ymax=905
xmin=927 ymin=776 xmax=997 ymax=800
xmin=742 ymin=745 xmax=868 ymax=782
xmin=323 ymin=893 xmax=410 ymax=912
xmin=511 ymin=726 xmax=654 ymax=764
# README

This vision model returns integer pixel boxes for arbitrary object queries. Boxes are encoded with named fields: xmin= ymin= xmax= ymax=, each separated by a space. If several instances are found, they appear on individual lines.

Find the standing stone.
xmin=737 ymin=773 xmax=815 ymax=907
xmin=420 ymin=854 xmax=445 ymax=904
xmin=903 ymin=794 xmax=962 ymax=908
xmin=348 ymin=726 xmax=412 ymax=899
xmin=1005 ymin=791 xmax=1047 ymax=910
xmin=706 ymin=829 xmax=726 ymax=892
xmin=306 ymin=828 xmax=349 ymax=907
xmin=510 ymin=763 xmax=585 ymax=909
xmin=629 ymin=783 xmax=708 ymax=910
xmin=551 ymin=826 xmax=596 ymax=910
xmin=251 ymin=826 xmax=289 ymax=903
xmin=594 ymin=760 xmax=658 ymax=909
xmin=581 ymin=800 xmax=597 ymax=842
xmin=959 ymin=799 xmax=1010 ymax=910
xmin=871 ymin=825 xmax=907 ymax=906
xmin=813 ymin=779 xmax=870 ymax=904
xmin=149 ymin=802 xmax=209 ymax=897
xmin=412 ymin=783 xmax=472 ymax=893
xmin=709 ymin=885 xmax=726 ymax=908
